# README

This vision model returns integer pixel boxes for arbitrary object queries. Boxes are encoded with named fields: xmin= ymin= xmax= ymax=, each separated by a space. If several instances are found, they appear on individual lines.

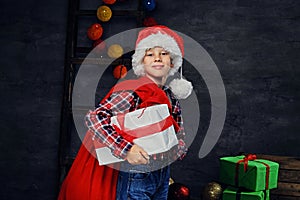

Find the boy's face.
xmin=142 ymin=47 xmax=173 ymax=84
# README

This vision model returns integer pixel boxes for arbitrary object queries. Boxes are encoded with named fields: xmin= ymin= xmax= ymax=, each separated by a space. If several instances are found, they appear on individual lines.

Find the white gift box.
xmin=94 ymin=104 xmax=179 ymax=166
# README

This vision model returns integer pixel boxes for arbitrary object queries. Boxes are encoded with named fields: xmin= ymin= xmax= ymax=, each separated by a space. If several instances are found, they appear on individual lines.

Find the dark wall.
xmin=0 ymin=0 xmax=67 ymax=199
xmin=155 ymin=1 xmax=300 ymax=197
xmin=0 ymin=0 xmax=299 ymax=200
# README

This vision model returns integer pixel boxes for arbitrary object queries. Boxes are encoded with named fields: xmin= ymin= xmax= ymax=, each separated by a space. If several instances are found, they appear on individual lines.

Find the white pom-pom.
xmin=169 ymin=78 xmax=193 ymax=99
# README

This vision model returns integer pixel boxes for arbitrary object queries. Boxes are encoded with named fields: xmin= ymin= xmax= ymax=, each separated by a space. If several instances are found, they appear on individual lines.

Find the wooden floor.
xmin=257 ymin=154 xmax=300 ymax=200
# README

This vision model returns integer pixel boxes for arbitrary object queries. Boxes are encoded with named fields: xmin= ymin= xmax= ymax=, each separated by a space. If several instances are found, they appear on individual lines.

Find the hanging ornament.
xmin=202 ymin=182 xmax=223 ymax=200
xmin=97 ymin=5 xmax=112 ymax=22
xmin=143 ymin=0 xmax=156 ymax=11
xmin=113 ymin=64 xmax=127 ymax=79
xmin=168 ymin=183 xmax=190 ymax=200
xmin=143 ymin=17 xmax=158 ymax=27
xmin=93 ymin=38 xmax=106 ymax=53
xmin=107 ymin=44 xmax=124 ymax=58
xmin=103 ymin=0 xmax=116 ymax=4
xmin=87 ymin=23 xmax=103 ymax=40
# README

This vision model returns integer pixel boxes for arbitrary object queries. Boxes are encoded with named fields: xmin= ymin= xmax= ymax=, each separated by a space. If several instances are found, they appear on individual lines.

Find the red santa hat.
xmin=132 ymin=25 xmax=193 ymax=99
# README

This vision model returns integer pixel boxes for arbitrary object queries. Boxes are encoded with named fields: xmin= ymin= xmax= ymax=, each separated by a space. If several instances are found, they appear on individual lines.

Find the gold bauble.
xmin=107 ymin=44 xmax=123 ymax=58
xmin=202 ymin=182 xmax=223 ymax=200
xmin=97 ymin=5 xmax=112 ymax=22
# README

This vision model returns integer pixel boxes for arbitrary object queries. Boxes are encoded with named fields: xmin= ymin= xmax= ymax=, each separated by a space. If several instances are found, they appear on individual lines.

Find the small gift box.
xmin=219 ymin=154 xmax=279 ymax=191
xmin=94 ymin=104 xmax=179 ymax=165
xmin=222 ymin=186 xmax=270 ymax=200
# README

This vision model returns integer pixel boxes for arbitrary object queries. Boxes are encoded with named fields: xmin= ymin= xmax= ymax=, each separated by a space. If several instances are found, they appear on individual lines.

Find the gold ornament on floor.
xmin=202 ymin=182 xmax=223 ymax=200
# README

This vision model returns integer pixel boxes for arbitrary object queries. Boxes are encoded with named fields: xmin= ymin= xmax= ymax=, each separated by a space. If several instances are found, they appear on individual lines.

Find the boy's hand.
xmin=126 ymin=144 xmax=150 ymax=165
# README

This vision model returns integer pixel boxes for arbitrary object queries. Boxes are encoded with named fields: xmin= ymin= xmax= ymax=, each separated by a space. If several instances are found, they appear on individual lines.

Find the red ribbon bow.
xmin=237 ymin=154 xmax=257 ymax=172
xmin=234 ymin=154 xmax=270 ymax=190
xmin=235 ymin=154 xmax=257 ymax=187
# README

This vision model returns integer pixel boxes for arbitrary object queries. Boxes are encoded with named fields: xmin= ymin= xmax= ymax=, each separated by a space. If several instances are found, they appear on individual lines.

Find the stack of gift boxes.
xmin=219 ymin=154 xmax=279 ymax=200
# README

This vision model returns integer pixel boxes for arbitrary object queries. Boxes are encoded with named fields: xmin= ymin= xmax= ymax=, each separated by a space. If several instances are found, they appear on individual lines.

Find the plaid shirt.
xmin=85 ymin=85 xmax=187 ymax=160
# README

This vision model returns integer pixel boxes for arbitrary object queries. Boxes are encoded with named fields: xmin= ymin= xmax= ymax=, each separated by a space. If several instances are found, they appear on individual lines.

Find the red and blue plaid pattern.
xmin=85 ymin=86 xmax=187 ymax=160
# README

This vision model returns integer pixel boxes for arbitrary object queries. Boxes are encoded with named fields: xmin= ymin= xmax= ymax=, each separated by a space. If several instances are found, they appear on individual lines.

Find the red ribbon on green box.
xmin=255 ymin=160 xmax=270 ymax=190
xmin=220 ymin=155 xmax=279 ymax=191
xmin=234 ymin=154 xmax=270 ymax=190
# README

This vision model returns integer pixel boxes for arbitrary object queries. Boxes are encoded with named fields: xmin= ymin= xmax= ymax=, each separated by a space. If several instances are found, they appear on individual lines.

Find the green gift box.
xmin=222 ymin=186 xmax=270 ymax=200
xmin=219 ymin=155 xmax=279 ymax=191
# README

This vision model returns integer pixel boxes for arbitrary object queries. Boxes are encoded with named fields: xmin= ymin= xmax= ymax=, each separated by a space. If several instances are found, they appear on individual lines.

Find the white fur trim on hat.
xmin=132 ymin=31 xmax=182 ymax=77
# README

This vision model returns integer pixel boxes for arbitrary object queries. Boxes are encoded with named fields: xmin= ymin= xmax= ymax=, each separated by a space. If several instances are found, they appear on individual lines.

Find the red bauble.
xmin=87 ymin=23 xmax=103 ymax=40
xmin=103 ymin=0 xmax=116 ymax=4
xmin=168 ymin=183 xmax=190 ymax=200
xmin=93 ymin=39 xmax=106 ymax=53
xmin=113 ymin=65 xmax=127 ymax=79
xmin=143 ymin=17 xmax=158 ymax=27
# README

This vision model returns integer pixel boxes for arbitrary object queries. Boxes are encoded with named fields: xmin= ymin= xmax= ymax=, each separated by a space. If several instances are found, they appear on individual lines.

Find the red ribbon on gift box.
xmin=255 ymin=160 xmax=270 ymax=190
xmin=237 ymin=154 xmax=257 ymax=172
xmin=112 ymin=114 xmax=176 ymax=143
xmin=234 ymin=154 xmax=270 ymax=190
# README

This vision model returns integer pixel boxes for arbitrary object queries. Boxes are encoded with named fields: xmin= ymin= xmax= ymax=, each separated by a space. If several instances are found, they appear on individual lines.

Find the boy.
xmin=58 ymin=25 xmax=192 ymax=200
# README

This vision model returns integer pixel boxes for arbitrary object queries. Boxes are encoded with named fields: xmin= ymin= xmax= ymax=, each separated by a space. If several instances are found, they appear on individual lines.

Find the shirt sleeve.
xmin=85 ymin=90 xmax=139 ymax=159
